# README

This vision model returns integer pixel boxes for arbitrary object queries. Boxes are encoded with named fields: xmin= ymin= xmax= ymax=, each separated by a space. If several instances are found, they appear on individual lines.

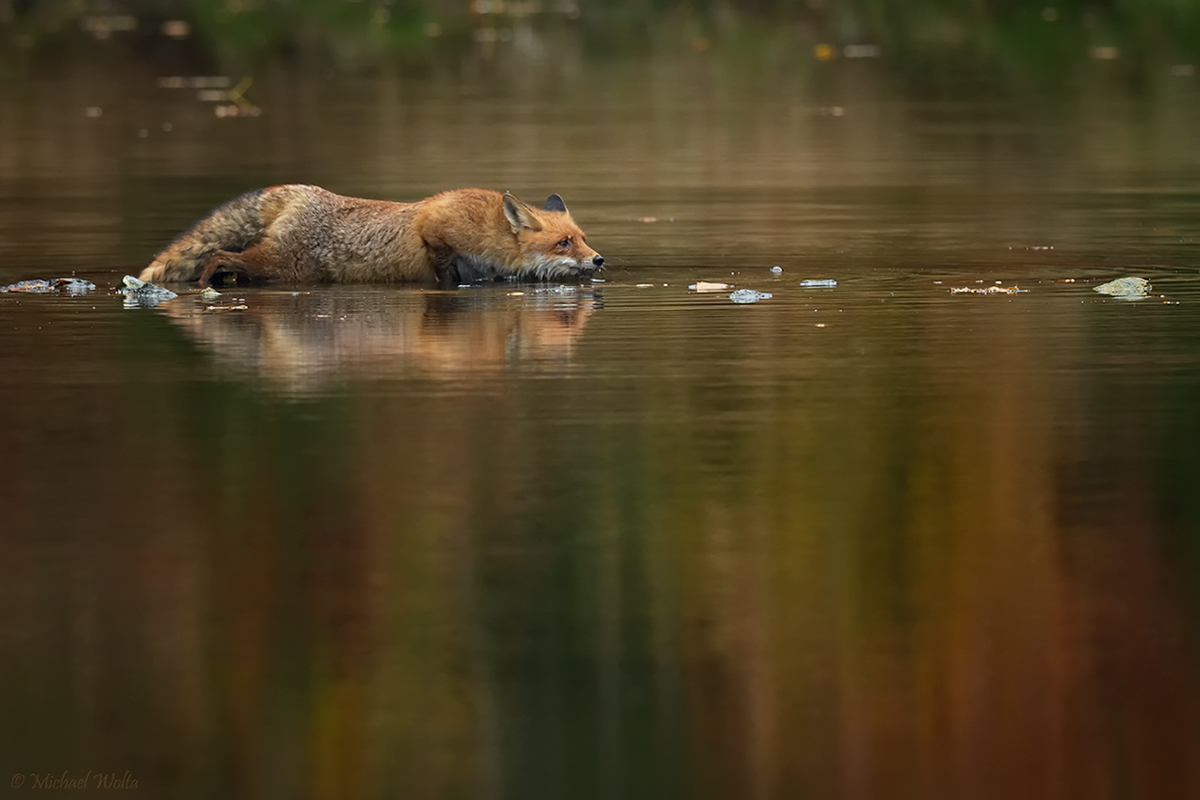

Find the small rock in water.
xmin=799 ymin=279 xmax=837 ymax=287
xmin=55 ymin=278 xmax=97 ymax=295
xmin=119 ymin=274 xmax=178 ymax=307
xmin=1 ymin=277 xmax=96 ymax=294
xmin=199 ymin=286 xmax=222 ymax=300
xmin=770 ymin=266 xmax=783 ymax=274
xmin=1094 ymin=276 xmax=1151 ymax=299
xmin=729 ymin=289 xmax=773 ymax=304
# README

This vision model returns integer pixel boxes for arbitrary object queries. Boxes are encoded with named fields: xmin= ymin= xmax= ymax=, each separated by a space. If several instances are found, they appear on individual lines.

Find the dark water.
xmin=3 ymin=48 xmax=1200 ymax=799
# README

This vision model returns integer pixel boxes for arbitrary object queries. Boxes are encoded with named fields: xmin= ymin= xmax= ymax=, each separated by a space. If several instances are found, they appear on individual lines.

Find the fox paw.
xmin=139 ymin=264 xmax=167 ymax=283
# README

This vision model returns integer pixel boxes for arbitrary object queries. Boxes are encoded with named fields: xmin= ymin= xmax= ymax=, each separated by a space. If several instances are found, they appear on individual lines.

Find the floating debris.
xmin=770 ymin=266 xmax=783 ymax=274
xmin=689 ymin=281 xmax=730 ymax=292
xmin=949 ymin=285 xmax=1028 ymax=295
xmin=118 ymin=275 xmax=177 ymax=308
xmin=3 ymin=280 xmax=55 ymax=294
xmin=157 ymin=76 xmax=232 ymax=89
xmin=81 ymin=14 xmax=136 ymax=38
xmin=214 ymin=104 xmax=262 ymax=118
xmin=202 ymin=304 xmax=248 ymax=312
xmin=636 ymin=283 xmax=655 ymax=288
xmin=844 ymin=44 xmax=882 ymax=58
xmin=161 ymin=20 xmax=190 ymax=38
xmin=2 ymin=278 xmax=96 ymax=295
xmin=1094 ymin=276 xmax=1151 ymax=299
xmin=202 ymin=76 xmax=259 ymax=117
xmin=800 ymin=279 xmax=837 ymax=287
xmin=729 ymin=289 xmax=773 ymax=304
xmin=199 ymin=286 xmax=222 ymax=300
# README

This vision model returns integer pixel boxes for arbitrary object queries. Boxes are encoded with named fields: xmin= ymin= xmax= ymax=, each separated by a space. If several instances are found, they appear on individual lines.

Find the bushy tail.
xmin=140 ymin=189 xmax=267 ymax=283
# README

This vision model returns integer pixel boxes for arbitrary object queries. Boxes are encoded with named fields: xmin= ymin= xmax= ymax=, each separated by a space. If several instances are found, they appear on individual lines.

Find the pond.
xmin=3 ymin=40 xmax=1200 ymax=799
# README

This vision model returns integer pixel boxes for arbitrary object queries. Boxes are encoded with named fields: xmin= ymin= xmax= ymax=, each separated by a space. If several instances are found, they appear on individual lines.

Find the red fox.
xmin=140 ymin=186 xmax=604 ymax=285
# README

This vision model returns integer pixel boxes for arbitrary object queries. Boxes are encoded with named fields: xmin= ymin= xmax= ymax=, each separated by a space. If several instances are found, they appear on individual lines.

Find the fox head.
xmin=503 ymin=192 xmax=604 ymax=279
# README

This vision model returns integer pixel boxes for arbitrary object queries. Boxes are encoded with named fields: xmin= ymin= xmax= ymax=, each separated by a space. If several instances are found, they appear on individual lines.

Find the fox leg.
xmin=197 ymin=244 xmax=275 ymax=286
xmin=197 ymin=251 xmax=251 ymax=286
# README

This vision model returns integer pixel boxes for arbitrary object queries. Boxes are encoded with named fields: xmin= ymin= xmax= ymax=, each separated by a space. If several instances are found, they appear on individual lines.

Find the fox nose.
xmin=592 ymin=255 xmax=604 ymax=268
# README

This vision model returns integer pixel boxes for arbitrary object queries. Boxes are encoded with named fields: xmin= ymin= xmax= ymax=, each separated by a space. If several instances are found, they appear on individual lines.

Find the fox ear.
xmin=544 ymin=194 xmax=567 ymax=213
xmin=503 ymin=193 xmax=542 ymax=232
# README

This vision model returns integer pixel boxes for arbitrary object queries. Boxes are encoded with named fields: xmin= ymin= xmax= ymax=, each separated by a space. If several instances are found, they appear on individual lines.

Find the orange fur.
xmin=140 ymin=186 xmax=604 ymax=285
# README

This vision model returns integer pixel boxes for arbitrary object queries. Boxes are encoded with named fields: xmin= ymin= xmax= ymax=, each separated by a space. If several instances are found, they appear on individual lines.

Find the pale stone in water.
xmin=729 ymin=289 xmax=773 ymax=304
xmin=1094 ymin=277 xmax=1150 ymax=298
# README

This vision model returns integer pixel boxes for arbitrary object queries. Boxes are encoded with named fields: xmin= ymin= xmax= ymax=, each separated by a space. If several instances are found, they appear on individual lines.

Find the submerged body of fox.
xmin=141 ymin=185 xmax=604 ymax=286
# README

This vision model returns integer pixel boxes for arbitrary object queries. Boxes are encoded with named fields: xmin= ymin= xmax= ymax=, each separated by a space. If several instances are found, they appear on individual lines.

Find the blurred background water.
xmin=3 ymin=2 xmax=1200 ymax=798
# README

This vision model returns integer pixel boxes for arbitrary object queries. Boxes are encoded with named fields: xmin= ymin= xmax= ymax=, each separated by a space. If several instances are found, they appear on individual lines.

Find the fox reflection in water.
xmin=158 ymin=288 xmax=599 ymax=388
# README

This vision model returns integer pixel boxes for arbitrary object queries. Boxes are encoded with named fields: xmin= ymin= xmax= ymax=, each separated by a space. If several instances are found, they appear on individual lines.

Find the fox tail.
xmin=140 ymin=189 xmax=266 ymax=283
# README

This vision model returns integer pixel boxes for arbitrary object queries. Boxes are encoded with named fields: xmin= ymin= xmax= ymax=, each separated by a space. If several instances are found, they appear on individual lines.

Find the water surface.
xmin=3 ymin=46 xmax=1200 ymax=799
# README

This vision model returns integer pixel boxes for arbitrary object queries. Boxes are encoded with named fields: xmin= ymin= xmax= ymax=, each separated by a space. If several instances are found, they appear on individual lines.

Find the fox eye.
xmin=556 ymin=238 xmax=572 ymax=249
